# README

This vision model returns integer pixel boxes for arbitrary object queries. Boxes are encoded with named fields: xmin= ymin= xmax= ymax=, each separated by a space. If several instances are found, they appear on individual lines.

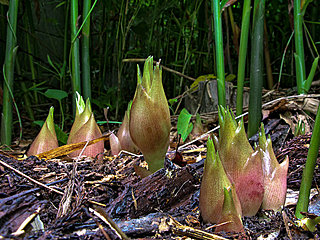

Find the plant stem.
xmin=82 ymin=0 xmax=92 ymax=100
xmin=295 ymin=103 xmax=320 ymax=219
xmin=212 ymin=0 xmax=226 ymax=107
xmin=247 ymin=0 xmax=265 ymax=138
xmin=264 ymin=19 xmax=273 ymax=89
xmin=1 ymin=0 xmax=19 ymax=145
xmin=236 ymin=0 xmax=251 ymax=116
xmin=71 ymin=0 xmax=81 ymax=113
xmin=294 ymin=0 xmax=306 ymax=94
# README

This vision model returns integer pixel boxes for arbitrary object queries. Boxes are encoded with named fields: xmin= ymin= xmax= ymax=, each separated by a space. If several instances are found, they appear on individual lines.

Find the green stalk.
xmin=1 ymin=0 xmax=19 ymax=145
xmin=82 ymin=0 xmax=91 ymax=100
xmin=236 ymin=0 xmax=251 ymax=116
xmin=264 ymin=19 xmax=274 ymax=89
xmin=0 ymin=6 xmax=5 ymax=65
xmin=71 ymin=0 xmax=81 ymax=112
xmin=295 ymin=103 xmax=320 ymax=219
xmin=212 ymin=0 xmax=225 ymax=107
xmin=247 ymin=0 xmax=265 ymax=138
xmin=294 ymin=0 xmax=306 ymax=94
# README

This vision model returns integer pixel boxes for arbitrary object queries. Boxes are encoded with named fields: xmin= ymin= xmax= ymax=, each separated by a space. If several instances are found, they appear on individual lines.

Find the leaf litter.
xmin=0 ymin=95 xmax=320 ymax=239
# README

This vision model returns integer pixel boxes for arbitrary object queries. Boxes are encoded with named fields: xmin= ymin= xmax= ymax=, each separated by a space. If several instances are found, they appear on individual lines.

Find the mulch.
xmin=0 ymin=95 xmax=320 ymax=239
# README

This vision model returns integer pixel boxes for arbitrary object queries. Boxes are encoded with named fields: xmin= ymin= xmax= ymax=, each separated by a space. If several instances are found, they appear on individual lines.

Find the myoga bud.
xmin=215 ymin=187 xmax=244 ymax=233
xmin=192 ymin=113 xmax=204 ymax=137
xmin=259 ymin=123 xmax=289 ymax=210
xmin=199 ymin=138 xmax=242 ymax=224
xmin=109 ymin=132 xmax=121 ymax=156
xmin=67 ymin=92 xmax=104 ymax=159
xmin=117 ymin=103 xmax=138 ymax=153
xmin=129 ymin=56 xmax=171 ymax=173
xmin=217 ymin=106 xmax=264 ymax=216
xmin=27 ymin=107 xmax=58 ymax=156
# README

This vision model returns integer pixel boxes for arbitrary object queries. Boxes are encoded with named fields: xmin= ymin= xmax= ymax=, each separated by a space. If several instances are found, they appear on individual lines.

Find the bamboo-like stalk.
xmin=71 ymin=0 xmax=81 ymax=113
xmin=295 ymin=103 xmax=320 ymax=219
xmin=82 ymin=0 xmax=92 ymax=100
xmin=247 ymin=0 xmax=265 ymax=138
xmin=1 ymin=0 xmax=19 ymax=145
xmin=236 ymin=0 xmax=251 ymax=116
xmin=211 ymin=0 xmax=226 ymax=107
xmin=293 ymin=0 xmax=306 ymax=94
xmin=264 ymin=19 xmax=274 ymax=89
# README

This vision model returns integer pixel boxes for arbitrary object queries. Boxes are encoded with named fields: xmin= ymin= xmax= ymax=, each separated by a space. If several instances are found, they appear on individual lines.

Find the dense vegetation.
xmin=0 ymin=0 xmax=319 ymax=142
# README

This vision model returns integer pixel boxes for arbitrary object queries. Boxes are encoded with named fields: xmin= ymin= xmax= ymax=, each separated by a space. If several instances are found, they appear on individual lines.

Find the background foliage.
xmin=0 ymin=0 xmax=319 ymax=141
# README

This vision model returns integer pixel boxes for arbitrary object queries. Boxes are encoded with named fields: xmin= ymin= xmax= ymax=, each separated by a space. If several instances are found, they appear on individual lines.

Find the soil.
xmin=0 ymin=94 xmax=320 ymax=239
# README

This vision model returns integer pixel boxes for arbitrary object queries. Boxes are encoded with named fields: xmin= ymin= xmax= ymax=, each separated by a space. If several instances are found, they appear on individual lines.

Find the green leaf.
xmin=44 ymin=89 xmax=68 ymax=101
xmin=177 ymin=108 xmax=193 ymax=142
xmin=220 ymin=0 xmax=228 ymax=10
xmin=301 ymin=0 xmax=314 ymax=16
xmin=0 ymin=0 xmax=9 ymax=5
xmin=33 ymin=120 xmax=45 ymax=127
xmin=304 ymin=56 xmax=319 ymax=93
xmin=190 ymin=74 xmax=217 ymax=91
xmin=225 ymin=74 xmax=236 ymax=82
xmin=54 ymin=124 xmax=68 ymax=144
xmin=47 ymin=55 xmax=60 ymax=75
xmin=168 ymin=98 xmax=178 ymax=106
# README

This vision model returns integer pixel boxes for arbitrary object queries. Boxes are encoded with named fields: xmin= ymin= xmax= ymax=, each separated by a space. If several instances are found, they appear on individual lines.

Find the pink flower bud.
xmin=67 ymin=93 xmax=104 ymax=159
xmin=217 ymin=106 xmax=264 ymax=216
xmin=259 ymin=124 xmax=289 ymax=210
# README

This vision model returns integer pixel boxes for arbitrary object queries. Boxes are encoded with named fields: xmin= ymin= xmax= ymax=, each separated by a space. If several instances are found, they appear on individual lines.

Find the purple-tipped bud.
xmin=27 ymin=107 xmax=58 ymax=156
xmin=215 ymin=187 xmax=244 ymax=233
xmin=68 ymin=92 xmax=104 ymax=159
xmin=129 ymin=56 xmax=171 ymax=173
xmin=200 ymin=138 xmax=242 ymax=223
xmin=259 ymin=124 xmax=289 ymax=210
xmin=217 ymin=106 xmax=264 ymax=216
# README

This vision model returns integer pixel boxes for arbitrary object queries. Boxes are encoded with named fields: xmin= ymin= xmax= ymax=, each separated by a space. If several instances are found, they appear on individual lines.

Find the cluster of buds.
xmin=129 ymin=56 xmax=171 ymax=173
xmin=28 ymin=92 xmax=104 ymax=159
xmin=27 ymin=56 xmax=171 ymax=167
xmin=200 ymin=106 xmax=288 ymax=232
